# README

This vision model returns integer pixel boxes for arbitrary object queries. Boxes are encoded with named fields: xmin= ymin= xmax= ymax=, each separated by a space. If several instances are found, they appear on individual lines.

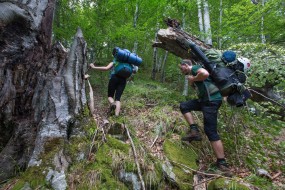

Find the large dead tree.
xmin=0 ymin=0 xmax=87 ymax=183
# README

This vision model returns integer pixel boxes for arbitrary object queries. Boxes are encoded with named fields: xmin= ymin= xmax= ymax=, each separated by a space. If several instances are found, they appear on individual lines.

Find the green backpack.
xmin=114 ymin=60 xmax=133 ymax=78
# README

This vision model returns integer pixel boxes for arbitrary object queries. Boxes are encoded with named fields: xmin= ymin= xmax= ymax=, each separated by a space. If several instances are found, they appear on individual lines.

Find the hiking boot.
xmin=216 ymin=161 xmax=234 ymax=177
xmin=108 ymin=102 xmax=116 ymax=115
xmin=181 ymin=129 xmax=202 ymax=142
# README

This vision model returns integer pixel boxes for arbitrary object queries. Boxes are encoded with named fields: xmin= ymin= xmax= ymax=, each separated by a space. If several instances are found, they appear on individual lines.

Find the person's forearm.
xmin=92 ymin=66 xmax=109 ymax=71
xmin=192 ymin=72 xmax=208 ymax=81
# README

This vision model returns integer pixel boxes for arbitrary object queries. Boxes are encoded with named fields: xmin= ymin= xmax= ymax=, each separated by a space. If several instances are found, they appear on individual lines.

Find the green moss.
xmin=163 ymin=139 xmax=198 ymax=190
xmin=75 ymin=105 xmax=91 ymax=121
xmin=106 ymin=136 xmax=129 ymax=153
xmin=38 ymin=138 xmax=65 ymax=168
xmin=208 ymin=178 xmax=250 ymax=190
xmin=11 ymin=167 xmax=48 ymax=190
xmin=163 ymin=139 xmax=197 ymax=169
xmin=70 ymin=136 xmax=134 ymax=189
xmin=65 ymin=135 xmax=89 ymax=161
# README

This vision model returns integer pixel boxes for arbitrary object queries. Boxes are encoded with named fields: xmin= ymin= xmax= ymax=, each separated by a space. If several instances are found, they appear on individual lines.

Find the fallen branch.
xmin=86 ymin=79 xmax=95 ymax=114
xmin=248 ymin=88 xmax=285 ymax=109
xmin=124 ymin=124 xmax=146 ymax=190
xmin=193 ymin=176 xmax=217 ymax=189
xmin=170 ymin=160 xmax=231 ymax=179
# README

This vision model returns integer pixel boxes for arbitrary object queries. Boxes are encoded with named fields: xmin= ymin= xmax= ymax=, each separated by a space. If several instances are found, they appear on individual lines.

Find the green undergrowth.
xmin=85 ymin=69 xmax=285 ymax=189
xmin=67 ymin=136 xmax=130 ymax=189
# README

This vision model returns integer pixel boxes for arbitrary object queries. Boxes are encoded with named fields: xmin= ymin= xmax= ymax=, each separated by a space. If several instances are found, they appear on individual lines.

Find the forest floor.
xmin=88 ymin=76 xmax=285 ymax=189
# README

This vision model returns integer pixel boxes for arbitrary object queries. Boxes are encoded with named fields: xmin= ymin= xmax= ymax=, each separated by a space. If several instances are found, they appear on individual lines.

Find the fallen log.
xmin=152 ymin=19 xmax=211 ymax=61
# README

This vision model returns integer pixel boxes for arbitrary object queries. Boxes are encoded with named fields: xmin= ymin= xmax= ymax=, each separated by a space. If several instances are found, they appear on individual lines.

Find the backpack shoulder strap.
xmin=203 ymin=80 xmax=220 ymax=100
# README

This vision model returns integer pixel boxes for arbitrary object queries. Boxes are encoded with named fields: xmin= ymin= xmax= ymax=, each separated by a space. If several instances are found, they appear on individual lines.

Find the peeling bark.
xmin=0 ymin=0 xmax=87 ymax=183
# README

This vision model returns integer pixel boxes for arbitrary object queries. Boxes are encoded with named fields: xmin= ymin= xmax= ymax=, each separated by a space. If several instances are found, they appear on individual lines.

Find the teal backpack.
xmin=114 ymin=60 xmax=133 ymax=78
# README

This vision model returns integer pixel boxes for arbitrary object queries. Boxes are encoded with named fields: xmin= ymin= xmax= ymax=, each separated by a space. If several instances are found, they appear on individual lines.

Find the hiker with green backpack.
xmin=89 ymin=47 xmax=142 ymax=116
xmin=179 ymin=59 xmax=233 ymax=176
xmin=178 ymin=47 xmax=251 ymax=176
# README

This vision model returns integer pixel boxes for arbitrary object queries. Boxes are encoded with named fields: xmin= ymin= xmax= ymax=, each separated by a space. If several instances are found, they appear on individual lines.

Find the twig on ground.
xmin=272 ymin=171 xmax=282 ymax=180
xmin=193 ymin=176 xmax=217 ymax=189
xmin=170 ymin=160 xmax=232 ymax=179
xmin=150 ymin=135 xmax=159 ymax=148
xmin=124 ymin=123 xmax=146 ymax=190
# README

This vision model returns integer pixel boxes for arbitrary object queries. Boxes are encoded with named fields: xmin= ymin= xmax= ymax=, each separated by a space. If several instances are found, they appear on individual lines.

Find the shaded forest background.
xmin=54 ymin=0 xmax=285 ymax=110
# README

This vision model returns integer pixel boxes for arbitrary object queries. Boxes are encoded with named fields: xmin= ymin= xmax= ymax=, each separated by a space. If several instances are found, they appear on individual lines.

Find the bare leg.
xmin=183 ymin=112 xmax=195 ymax=125
xmin=210 ymin=140 xmax=225 ymax=159
xmin=115 ymin=101 xmax=121 ymax=116
xmin=108 ymin=97 xmax=115 ymax=104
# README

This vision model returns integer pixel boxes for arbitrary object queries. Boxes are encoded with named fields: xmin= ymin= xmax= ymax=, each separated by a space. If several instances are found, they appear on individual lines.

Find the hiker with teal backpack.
xmin=89 ymin=47 xmax=142 ymax=116
xmin=179 ymin=59 xmax=233 ymax=176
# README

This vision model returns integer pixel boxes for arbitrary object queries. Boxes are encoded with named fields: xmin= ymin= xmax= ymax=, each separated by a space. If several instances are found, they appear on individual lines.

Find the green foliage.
xmin=230 ymin=43 xmax=285 ymax=88
xmin=219 ymin=103 xmax=285 ymax=175
xmin=245 ymin=174 xmax=279 ymax=190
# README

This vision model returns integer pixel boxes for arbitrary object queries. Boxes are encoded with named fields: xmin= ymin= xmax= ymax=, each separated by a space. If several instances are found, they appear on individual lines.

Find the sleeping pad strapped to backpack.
xmin=185 ymin=40 xmax=251 ymax=107
xmin=112 ymin=47 xmax=142 ymax=78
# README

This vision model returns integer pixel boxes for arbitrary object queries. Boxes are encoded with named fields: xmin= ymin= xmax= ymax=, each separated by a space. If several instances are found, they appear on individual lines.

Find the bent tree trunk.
xmin=0 ymin=0 xmax=87 ymax=184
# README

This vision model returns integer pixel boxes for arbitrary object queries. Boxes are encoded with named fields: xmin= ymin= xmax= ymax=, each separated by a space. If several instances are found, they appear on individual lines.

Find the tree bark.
xmin=0 ymin=0 xmax=87 ymax=183
xmin=152 ymin=26 xmax=211 ymax=61
xmin=152 ymin=29 xmax=159 ymax=80
xmin=203 ymin=0 xmax=212 ymax=46
xmin=197 ymin=0 xmax=204 ymax=41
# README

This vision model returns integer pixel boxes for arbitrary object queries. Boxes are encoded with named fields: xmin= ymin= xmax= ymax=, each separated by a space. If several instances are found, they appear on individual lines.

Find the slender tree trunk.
xmin=133 ymin=1 xmax=139 ymax=53
xmin=152 ymin=29 xmax=159 ymax=80
xmin=203 ymin=0 xmax=212 ymax=46
xmin=197 ymin=0 xmax=205 ymax=41
xmin=181 ymin=9 xmax=188 ymax=96
xmin=160 ymin=51 xmax=168 ymax=83
xmin=261 ymin=0 xmax=266 ymax=44
xmin=218 ymin=0 xmax=223 ymax=49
